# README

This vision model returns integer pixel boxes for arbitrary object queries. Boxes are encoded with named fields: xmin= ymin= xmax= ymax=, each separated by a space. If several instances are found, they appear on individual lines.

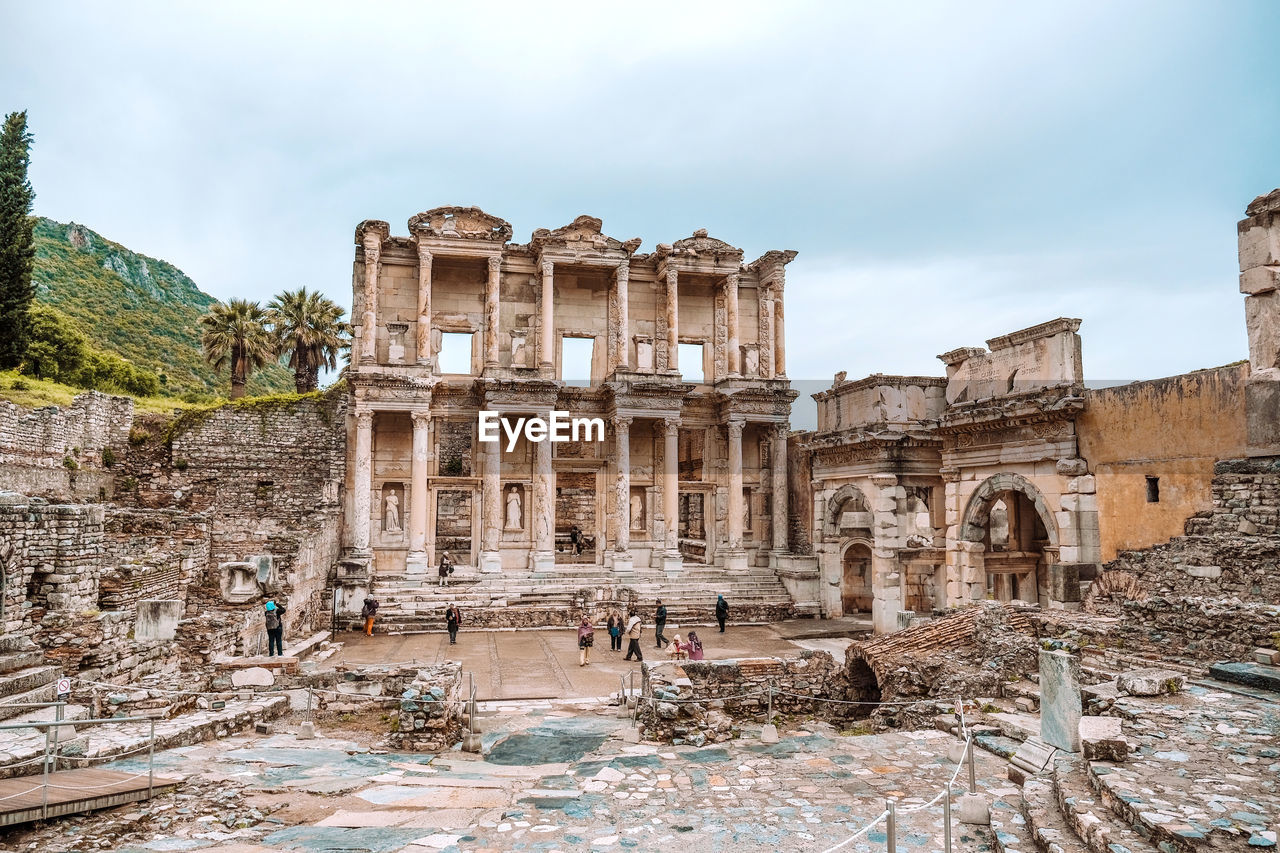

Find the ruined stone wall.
xmin=0 ymin=392 xmax=133 ymax=498
xmin=1077 ymin=364 xmax=1249 ymax=561
xmin=638 ymin=652 xmax=845 ymax=744
xmin=99 ymin=508 xmax=211 ymax=615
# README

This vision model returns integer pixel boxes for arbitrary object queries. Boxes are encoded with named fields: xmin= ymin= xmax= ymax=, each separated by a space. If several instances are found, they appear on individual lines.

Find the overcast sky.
xmin=3 ymin=1 xmax=1277 ymax=418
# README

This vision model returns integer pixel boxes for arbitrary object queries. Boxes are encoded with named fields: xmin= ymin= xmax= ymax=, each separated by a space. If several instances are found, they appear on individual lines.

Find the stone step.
xmin=0 ymin=681 xmax=59 ymax=721
xmin=1083 ymin=762 xmax=1205 ymax=853
xmin=0 ymin=650 xmax=45 ymax=675
xmin=1050 ymin=757 xmax=1158 ymax=853
xmin=991 ymin=792 xmax=1036 ymax=853
xmin=0 ymin=665 xmax=60 ymax=700
xmin=1021 ymin=777 xmax=1088 ymax=853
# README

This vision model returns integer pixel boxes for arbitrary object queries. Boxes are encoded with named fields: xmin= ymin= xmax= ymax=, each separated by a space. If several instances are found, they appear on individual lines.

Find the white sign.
xmin=55 ymin=677 xmax=71 ymax=696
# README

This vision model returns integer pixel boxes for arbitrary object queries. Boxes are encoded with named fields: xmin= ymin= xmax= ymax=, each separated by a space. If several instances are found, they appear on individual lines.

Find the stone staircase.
xmin=360 ymin=564 xmax=797 ymax=633
xmin=0 ymin=637 xmax=60 ymax=722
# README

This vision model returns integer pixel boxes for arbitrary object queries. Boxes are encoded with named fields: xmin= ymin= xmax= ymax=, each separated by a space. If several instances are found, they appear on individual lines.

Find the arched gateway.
xmin=959 ymin=473 xmax=1059 ymax=606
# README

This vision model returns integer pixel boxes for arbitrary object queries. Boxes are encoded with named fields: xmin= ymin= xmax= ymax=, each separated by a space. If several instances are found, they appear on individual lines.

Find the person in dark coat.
xmin=438 ymin=552 xmax=454 ymax=587
xmin=360 ymin=597 xmax=378 ymax=637
xmin=715 ymin=594 xmax=729 ymax=633
xmin=445 ymin=603 xmax=461 ymax=644
xmin=264 ymin=600 xmax=286 ymax=655
xmin=654 ymin=599 xmax=669 ymax=649
xmin=606 ymin=609 xmax=623 ymax=651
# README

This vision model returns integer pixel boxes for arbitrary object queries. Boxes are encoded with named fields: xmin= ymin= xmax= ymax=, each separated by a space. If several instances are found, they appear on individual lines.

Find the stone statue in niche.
xmin=903 ymin=494 xmax=934 ymax=548
xmin=743 ymin=346 xmax=760 ymax=377
xmin=630 ymin=491 xmax=645 ymax=531
xmin=510 ymin=330 xmax=530 ymax=368
xmin=505 ymin=485 xmax=523 ymax=530
xmin=635 ymin=336 xmax=654 ymax=372
xmin=387 ymin=323 xmax=409 ymax=364
xmin=384 ymin=488 xmax=402 ymax=533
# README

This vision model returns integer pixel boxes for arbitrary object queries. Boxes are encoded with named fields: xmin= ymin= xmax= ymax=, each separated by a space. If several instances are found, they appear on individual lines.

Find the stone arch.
xmin=840 ymin=539 xmax=873 ymax=614
xmin=960 ymin=473 xmax=1058 ymax=546
xmin=824 ymin=483 xmax=872 ymax=538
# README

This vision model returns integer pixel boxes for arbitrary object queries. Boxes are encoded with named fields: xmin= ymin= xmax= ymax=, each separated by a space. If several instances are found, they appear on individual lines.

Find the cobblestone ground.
xmin=0 ymin=699 xmax=1004 ymax=853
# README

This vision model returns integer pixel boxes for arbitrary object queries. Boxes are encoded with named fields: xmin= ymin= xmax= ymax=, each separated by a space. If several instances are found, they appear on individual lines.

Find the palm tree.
xmin=199 ymin=298 xmax=277 ymax=399
xmin=268 ymin=287 xmax=350 ymax=393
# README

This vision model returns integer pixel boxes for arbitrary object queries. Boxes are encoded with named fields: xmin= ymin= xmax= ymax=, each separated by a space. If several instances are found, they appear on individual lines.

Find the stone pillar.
xmin=725 ymin=272 xmax=740 ymax=376
xmin=758 ymin=286 xmax=774 ymax=379
xmin=665 ymin=268 xmax=679 ymax=372
xmin=416 ymin=247 xmax=432 ymax=365
xmin=1039 ymin=649 xmax=1082 ymax=753
xmin=479 ymin=426 xmax=502 ymax=573
xmin=484 ymin=255 xmax=501 ymax=369
xmin=540 ymin=258 xmax=555 ymax=371
xmin=530 ymin=431 xmax=555 ymax=572
xmin=661 ymin=417 xmax=682 ymax=573
xmin=615 ymin=262 xmax=630 ymax=370
xmin=406 ymin=411 xmax=431 ymax=574
xmin=612 ymin=416 xmax=634 ymax=574
xmin=1238 ymin=189 xmax=1280 ymax=456
xmin=773 ymin=284 xmax=786 ymax=376
xmin=352 ymin=409 xmax=373 ymax=554
xmin=359 ymin=234 xmax=382 ymax=364
xmin=771 ymin=423 xmax=788 ymax=555
xmin=725 ymin=419 xmax=747 ymax=572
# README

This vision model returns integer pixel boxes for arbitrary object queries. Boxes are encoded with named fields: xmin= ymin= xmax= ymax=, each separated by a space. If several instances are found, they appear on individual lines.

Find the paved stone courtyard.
xmin=5 ymin=697 xmax=1003 ymax=853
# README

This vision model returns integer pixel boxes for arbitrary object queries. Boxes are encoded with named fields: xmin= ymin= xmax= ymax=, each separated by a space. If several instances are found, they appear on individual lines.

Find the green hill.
xmin=31 ymin=217 xmax=294 ymax=397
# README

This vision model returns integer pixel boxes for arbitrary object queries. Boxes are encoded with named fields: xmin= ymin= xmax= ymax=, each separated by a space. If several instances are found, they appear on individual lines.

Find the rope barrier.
xmin=820 ymin=808 xmax=890 ymax=853
xmin=0 ymin=784 xmax=45 ymax=802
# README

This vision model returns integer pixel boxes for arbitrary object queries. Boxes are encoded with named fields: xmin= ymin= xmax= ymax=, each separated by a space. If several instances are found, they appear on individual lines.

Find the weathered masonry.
xmin=343 ymin=208 xmax=801 ymax=581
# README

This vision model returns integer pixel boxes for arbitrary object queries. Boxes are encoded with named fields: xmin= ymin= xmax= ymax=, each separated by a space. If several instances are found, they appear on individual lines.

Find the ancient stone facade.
xmin=343 ymin=207 xmax=801 ymax=598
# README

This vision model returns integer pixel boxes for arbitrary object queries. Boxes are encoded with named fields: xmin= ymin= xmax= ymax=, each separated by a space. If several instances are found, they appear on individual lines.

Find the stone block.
xmin=297 ymin=721 xmax=316 ymax=740
xmin=1039 ymin=649 xmax=1081 ymax=753
xmin=957 ymin=793 xmax=990 ymax=826
xmin=760 ymin=723 xmax=779 ymax=744
xmin=1115 ymin=668 xmax=1185 ymax=696
xmin=1079 ymin=716 xmax=1128 ymax=762
xmin=134 ymin=599 xmax=182 ymax=642
xmin=1185 ymin=565 xmax=1222 ymax=579
xmin=1239 ymin=223 xmax=1280 ymax=272
xmin=1253 ymin=648 xmax=1280 ymax=665
xmin=1067 ymin=475 xmax=1096 ymax=494
xmin=231 ymin=667 xmax=275 ymax=688
xmin=1240 ymin=265 xmax=1280 ymax=295
xmin=1056 ymin=458 xmax=1088 ymax=477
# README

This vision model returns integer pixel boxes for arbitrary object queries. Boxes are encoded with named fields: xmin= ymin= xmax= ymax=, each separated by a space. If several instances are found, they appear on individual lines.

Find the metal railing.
xmin=0 ymin=714 xmax=159 ymax=822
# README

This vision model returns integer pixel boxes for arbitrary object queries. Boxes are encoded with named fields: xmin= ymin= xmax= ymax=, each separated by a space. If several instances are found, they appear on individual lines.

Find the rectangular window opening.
xmin=438 ymin=332 xmax=474 ymax=375
xmin=561 ymin=336 xmax=594 ymax=387
xmin=678 ymin=343 xmax=705 ymax=383
xmin=1145 ymin=476 xmax=1160 ymax=503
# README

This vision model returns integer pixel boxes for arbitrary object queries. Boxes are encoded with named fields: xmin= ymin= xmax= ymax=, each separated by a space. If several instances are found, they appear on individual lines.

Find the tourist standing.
xmin=438 ymin=551 xmax=453 ymax=587
xmin=569 ymin=524 xmax=584 ymax=556
xmin=715 ymin=594 xmax=729 ymax=633
xmin=607 ymin=610 xmax=623 ymax=651
xmin=360 ymin=597 xmax=379 ymax=637
xmin=445 ymin=603 xmax=461 ymax=645
xmin=577 ymin=617 xmax=595 ymax=666
xmin=623 ymin=613 xmax=644 ymax=662
xmin=686 ymin=630 xmax=705 ymax=661
xmin=264 ymin=600 xmax=285 ymax=656
xmin=654 ymin=599 xmax=669 ymax=649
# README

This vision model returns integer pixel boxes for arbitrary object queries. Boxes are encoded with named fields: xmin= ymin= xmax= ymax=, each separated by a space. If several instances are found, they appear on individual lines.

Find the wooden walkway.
xmin=0 ymin=768 xmax=180 ymax=827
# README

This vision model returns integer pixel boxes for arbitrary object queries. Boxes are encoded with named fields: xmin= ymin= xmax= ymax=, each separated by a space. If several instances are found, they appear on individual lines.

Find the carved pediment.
xmin=409 ymin=206 xmax=513 ymax=242
xmin=668 ymin=228 xmax=744 ymax=261
xmin=531 ymin=215 xmax=640 ymax=254
xmin=355 ymin=219 xmax=391 ymax=246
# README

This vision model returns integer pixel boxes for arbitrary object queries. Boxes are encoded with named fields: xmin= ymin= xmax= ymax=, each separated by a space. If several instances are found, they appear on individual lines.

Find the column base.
xmin=478 ymin=550 xmax=502 ymax=574
xmin=723 ymin=549 xmax=749 ymax=574
xmin=608 ymin=551 xmax=635 ymax=575
xmin=405 ymin=552 xmax=430 ymax=575
xmin=529 ymin=550 xmax=555 ymax=574
xmin=660 ymin=550 xmax=683 ymax=575
xmin=768 ymin=549 xmax=790 ymax=569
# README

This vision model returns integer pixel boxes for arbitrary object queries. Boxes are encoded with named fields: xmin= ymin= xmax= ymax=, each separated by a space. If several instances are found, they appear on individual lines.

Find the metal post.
xmin=52 ymin=703 xmax=63 ymax=773
xmin=886 ymin=799 xmax=897 ymax=853
xmin=148 ymin=718 xmax=156 ymax=798
xmin=766 ymin=683 xmax=773 ymax=725
xmin=944 ymin=783 xmax=953 ymax=853
xmin=307 ymin=687 xmax=314 ymax=720
xmin=967 ymin=736 xmax=976 ymax=794
xmin=41 ymin=727 xmax=50 ymax=821
xmin=470 ymin=685 xmax=477 ymax=735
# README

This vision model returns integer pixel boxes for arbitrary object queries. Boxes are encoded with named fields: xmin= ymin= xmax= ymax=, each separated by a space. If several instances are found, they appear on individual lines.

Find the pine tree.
xmin=0 ymin=111 xmax=35 ymax=370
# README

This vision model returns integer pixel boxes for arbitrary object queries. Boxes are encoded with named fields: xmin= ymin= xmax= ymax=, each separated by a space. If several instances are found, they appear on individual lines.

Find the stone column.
xmin=540 ymin=258 xmax=555 ymax=371
xmin=360 ymin=235 xmax=382 ymax=364
xmin=416 ymin=247 xmax=432 ymax=365
xmin=612 ymin=416 xmax=634 ymax=573
xmin=662 ymin=417 xmax=682 ymax=573
xmin=615 ymin=262 xmax=631 ymax=370
xmin=530 ymin=431 xmax=555 ymax=572
xmin=771 ymin=423 xmax=788 ymax=555
xmin=479 ymin=425 xmax=502 ymax=573
xmin=725 ymin=272 xmax=740 ymax=375
xmin=773 ymin=284 xmax=786 ymax=376
xmin=484 ymin=255 xmax=501 ymax=370
xmin=665 ymin=268 xmax=679 ymax=372
xmin=406 ymin=411 xmax=431 ymax=574
xmin=758 ymin=286 xmax=774 ymax=379
xmin=352 ymin=409 xmax=374 ymax=554
xmin=725 ymin=419 xmax=747 ymax=572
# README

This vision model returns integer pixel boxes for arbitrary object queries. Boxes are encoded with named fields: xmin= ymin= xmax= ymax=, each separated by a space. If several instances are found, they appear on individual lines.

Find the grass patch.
xmin=0 ymin=369 xmax=203 ymax=415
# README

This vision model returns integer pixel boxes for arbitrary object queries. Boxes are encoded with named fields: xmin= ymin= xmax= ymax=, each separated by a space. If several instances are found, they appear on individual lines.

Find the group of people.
xmin=575 ymin=596 xmax=726 ymax=666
